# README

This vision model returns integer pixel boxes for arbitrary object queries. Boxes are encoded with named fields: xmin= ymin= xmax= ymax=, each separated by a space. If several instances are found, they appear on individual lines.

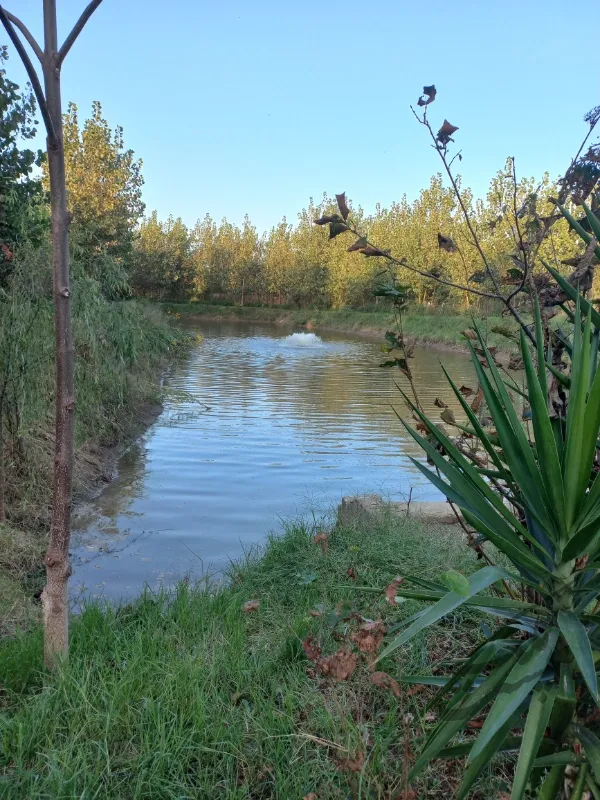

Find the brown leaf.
xmin=436 ymin=119 xmax=459 ymax=145
xmin=434 ymin=397 xmax=448 ymax=408
xmin=350 ymin=620 xmax=386 ymax=653
xmin=462 ymin=328 xmax=477 ymax=340
xmin=303 ymin=794 xmax=318 ymax=800
xmin=361 ymin=245 xmax=387 ymax=257
xmin=302 ymin=635 xmax=322 ymax=663
xmin=440 ymin=407 xmax=456 ymax=425
xmin=416 ymin=420 xmax=430 ymax=434
xmin=309 ymin=609 xmax=321 ymax=617
xmin=336 ymin=192 xmax=350 ymax=221
xmin=314 ymin=214 xmax=342 ymax=225
xmin=417 ymin=84 xmax=436 ymax=106
xmin=370 ymin=671 xmax=401 ymax=698
xmin=347 ymin=236 xmax=368 ymax=253
xmin=385 ymin=576 xmax=404 ymax=605
xmin=313 ymin=530 xmax=329 ymax=555
xmin=459 ymin=385 xmax=474 ymax=397
xmin=329 ymin=221 xmax=349 ymax=239
xmin=346 ymin=566 xmax=357 ymax=581
xmin=320 ymin=645 xmax=358 ymax=681
xmin=470 ymin=385 xmax=484 ymax=413
xmin=242 ymin=599 xmax=260 ymax=613
xmin=437 ymin=232 xmax=457 ymax=253
xmin=335 ymin=750 xmax=365 ymax=773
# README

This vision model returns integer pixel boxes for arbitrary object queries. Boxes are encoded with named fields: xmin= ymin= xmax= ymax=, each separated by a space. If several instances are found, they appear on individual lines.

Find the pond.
xmin=71 ymin=319 xmax=477 ymax=602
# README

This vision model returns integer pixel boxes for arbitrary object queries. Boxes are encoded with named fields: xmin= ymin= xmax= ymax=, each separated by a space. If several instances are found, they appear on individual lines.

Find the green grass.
xmin=0 ymin=514 xmax=515 ymax=799
xmin=163 ymin=301 xmax=518 ymax=351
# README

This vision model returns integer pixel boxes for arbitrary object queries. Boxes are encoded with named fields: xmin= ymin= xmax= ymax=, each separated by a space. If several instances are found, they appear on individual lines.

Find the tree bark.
xmin=39 ymin=0 xmax=76 ymax=667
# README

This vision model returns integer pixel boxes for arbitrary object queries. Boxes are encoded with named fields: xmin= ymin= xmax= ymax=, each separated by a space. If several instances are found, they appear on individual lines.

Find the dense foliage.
xmin=0 ymin=87 xmax=178 ymax=530
xmin=129 ymin=169 xmax=584 ymax=309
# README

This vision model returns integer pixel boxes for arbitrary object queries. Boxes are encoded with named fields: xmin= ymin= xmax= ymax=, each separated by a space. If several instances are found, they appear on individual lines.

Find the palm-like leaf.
xmin=379 ymin=208 xmax=600 ymax=797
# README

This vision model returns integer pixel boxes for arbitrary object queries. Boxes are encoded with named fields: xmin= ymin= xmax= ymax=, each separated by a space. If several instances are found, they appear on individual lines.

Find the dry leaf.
xmin=346 ymin=566 xmax=357 ymax=581
xmin=335 ymin=750 xmax=365 ymax=773
xmin=370 ymin=671 xmax=401 ymax=698
xmin=434 ymin=397 xmax=448 ymax=408
xmin=350 ymin=620 xmax=386 ymax=653
xmin=459 ymin=385 xmax=474 ymax=397
xmin=360 ymin=245 xmax=386 ymax=257
xmin=309 ymin=609 xmax=321 ymax=617
xmin=329 ymin=222 xmax=349 ymax=239
xmin=313 ymin=530 xmax=329 ymax=555
xmin=320 ymin=645 xmax=358 ymax=681
xmin=385 ymin=576 xmax=404 ymax=605
xmin=303 ymin=794 xmax=318 ymax=800
xmin=347 ymin=236 xmax=368 ymax=253
xmin=242 ymin=599 xmax=260 ymax=613
xmin=417 ymin=84 xmax=436 ymax=106
xmin=415 ymin=420 xmax=430 ymax=434
xmin=336 ymin=192 xmax=350 ymax=221
xmin=437 ymin=232 xmax=457 ymax=253
xmin=314 ymin=214 xmax=342 ymax=225
xmin=470 ymin=385 xmax=484 ymax=413
xmin=462 ymin=328 xmax=477 ymax=340
xmin=440 ymin=407 xmax=456 ymax=425
xmin=437 ymin=119 xmax=459 ymax=145
xmin=302 ymin=635 xmax=322 ymax=663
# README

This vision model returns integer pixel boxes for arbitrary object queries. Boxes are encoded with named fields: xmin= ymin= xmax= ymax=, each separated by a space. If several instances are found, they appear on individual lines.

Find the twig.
xmin=0 ymin=6 xmax=56 ymax=142
xmin=57 ymin=0 xmax=104 ymax=66
xmin=3 ymin=10 xmax=43 ymax=62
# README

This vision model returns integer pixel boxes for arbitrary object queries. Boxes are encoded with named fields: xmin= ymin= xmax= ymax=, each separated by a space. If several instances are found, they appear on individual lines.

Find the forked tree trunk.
xmin=0 ymin=0 xmax=104 ymax=667
xmin=40 ymin=1 xmax=75 ymax=665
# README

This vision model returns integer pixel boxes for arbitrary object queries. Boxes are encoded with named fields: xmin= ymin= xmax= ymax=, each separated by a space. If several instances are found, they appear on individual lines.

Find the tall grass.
xmin=0 ymin=515 xmax=514 ymax=799
xmin=0 ymin=245 xmax=185 ymax=541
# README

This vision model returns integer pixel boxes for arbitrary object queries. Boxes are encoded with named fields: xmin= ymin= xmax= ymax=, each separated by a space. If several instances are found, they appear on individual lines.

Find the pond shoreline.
xmin=163 ymin=302 xmax=517 ymax=355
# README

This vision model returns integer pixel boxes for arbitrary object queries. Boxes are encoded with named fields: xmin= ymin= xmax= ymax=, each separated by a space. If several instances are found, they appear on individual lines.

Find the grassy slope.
xmin=1 ymin=514 xmax=513 ymax=799
xmin=163 ymin=302 xmax=518 ymax=350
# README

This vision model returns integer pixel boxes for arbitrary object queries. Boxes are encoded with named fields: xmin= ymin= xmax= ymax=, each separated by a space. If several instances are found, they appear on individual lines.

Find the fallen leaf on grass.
xmin=350 ymin=620 xmax=386 ymax=653
xmin=335 ymin=750 xmax=365 ymax=773
xmin=346 ymin=566 xmax=357 ymax=581
xmin=242 ymin=599 xmax=260 ymax=613
xmin=320 ymin=646 xmax=357 ymax=681
xmin=313 ymin=531 xmax=329 ymax=555
xmin=385 ymin=576 xmax=404 ymax=605
xmin=304 ymin=794 xmax=318 ymax=800
xmin=370 ymin=671 xmax=401 ymax=698
xmin=303 ymin=635 xmax=323 ymax=663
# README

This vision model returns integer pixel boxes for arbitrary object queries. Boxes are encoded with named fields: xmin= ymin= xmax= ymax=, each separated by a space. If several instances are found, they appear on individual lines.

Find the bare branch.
xmin=4 ymin=10 xmax=44 ymax=62
xmin=0 ymin=6 xmax=56 ymax=142
xmin=345 ymin=224 xmax=498 ymax=300
xmin=57 ymin=0 xmax=104 ymax=66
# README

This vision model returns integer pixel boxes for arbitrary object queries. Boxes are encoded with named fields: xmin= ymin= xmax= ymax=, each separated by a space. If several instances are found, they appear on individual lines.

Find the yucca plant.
xmin=378 ymin=204 xmax=600 ymax=798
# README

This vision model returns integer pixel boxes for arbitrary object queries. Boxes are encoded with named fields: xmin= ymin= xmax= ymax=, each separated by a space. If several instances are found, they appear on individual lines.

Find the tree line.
xmin=129 ymin=171 xmax=583 ymax=310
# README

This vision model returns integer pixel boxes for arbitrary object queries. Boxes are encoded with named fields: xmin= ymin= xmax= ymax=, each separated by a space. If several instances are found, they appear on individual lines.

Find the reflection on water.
xmin=71 ymin=319 xmax=477 ymax=602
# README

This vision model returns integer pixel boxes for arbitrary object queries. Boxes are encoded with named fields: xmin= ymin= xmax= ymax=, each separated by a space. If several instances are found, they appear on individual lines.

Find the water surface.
xmin=71 ymin=319 xmax=477 ymax=602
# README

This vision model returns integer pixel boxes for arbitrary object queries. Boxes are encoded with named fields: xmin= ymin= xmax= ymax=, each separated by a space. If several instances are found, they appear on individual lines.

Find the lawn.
xmin=0 ymin=512 xmax=515 ymax=799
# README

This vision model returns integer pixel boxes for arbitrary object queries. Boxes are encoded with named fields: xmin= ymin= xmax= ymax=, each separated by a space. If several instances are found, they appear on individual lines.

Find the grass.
xmin=0 ymin=513 xmax=515 ymax=799
xmin=163 ymin=301 xmax=519 ymax=351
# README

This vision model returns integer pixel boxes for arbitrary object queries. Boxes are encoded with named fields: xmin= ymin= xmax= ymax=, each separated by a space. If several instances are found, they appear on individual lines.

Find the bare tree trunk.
xmin=0 ymin=0 xmax=104 ymax=665
xmin=38 ymin=0 xmax=76 ymax=666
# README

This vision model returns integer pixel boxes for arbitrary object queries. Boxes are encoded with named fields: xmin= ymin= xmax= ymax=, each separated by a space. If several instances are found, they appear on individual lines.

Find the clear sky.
xmin=5 ymin=0 xmax=596 ymax=233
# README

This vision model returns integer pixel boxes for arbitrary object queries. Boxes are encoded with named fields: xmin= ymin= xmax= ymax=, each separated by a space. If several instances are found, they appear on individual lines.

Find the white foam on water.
xmin=283 ymin=332 xmax=323 ymax=347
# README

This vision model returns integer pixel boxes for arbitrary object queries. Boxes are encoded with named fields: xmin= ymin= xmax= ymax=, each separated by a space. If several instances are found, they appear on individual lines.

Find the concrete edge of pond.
xmin=337 ymin=494 xmax=462 ymax=526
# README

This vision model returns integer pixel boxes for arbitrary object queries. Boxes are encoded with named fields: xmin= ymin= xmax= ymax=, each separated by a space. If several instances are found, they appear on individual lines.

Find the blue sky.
xmin=5 ymin=0 xmax=596 ymax=233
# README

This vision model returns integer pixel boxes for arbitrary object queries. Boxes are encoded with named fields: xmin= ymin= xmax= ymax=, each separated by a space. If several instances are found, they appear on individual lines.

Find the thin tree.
xmin=0 ymin=0 xmax=105 ymax=667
